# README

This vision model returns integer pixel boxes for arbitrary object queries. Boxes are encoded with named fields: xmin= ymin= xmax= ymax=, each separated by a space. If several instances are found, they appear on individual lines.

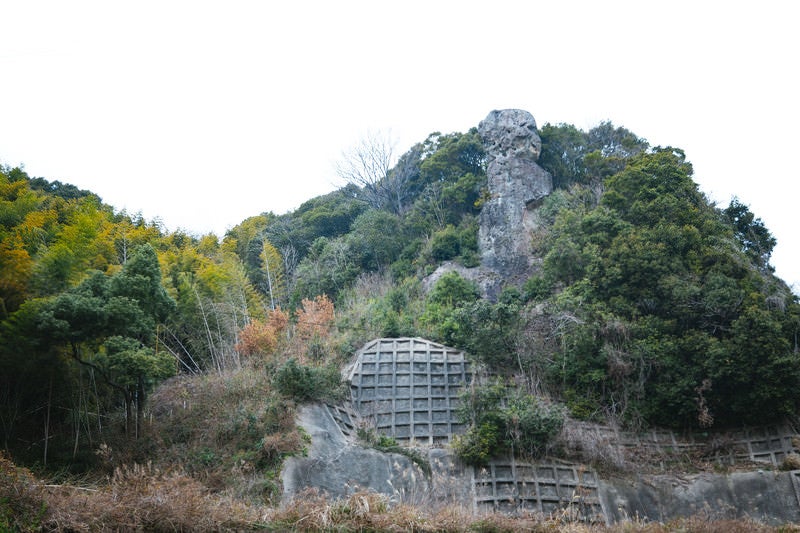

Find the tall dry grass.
xmin=42 ymin=463 xmax=265 ymax=532
xmin=142 ymin=362 xmax=302 ymax=502
xmin=4 ymin=453 xmax=799 ymax=532
xmin=0 ymin=452 xmax=47 ymax=531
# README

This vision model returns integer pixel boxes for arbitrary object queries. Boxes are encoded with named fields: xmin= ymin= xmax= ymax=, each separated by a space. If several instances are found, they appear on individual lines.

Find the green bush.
xmin=523 ymin=275 xmax=553 ymax=302
xmin=427 ymin=271 xmax=479 ymax=307
xmin=451 ymin=422 xmax=501 ymax=467
xmin=272 ymin=359 xmax=344 ymax=403
xmin=453 ymin=382 xmax=565 ymax=466
xmin=429 ymin=225 xmax=460 ymax=261
xmin=504 ymin=393 xmax=565 ymax=458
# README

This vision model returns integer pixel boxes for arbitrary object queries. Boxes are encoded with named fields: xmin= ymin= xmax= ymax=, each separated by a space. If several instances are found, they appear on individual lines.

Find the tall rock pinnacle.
xmin=478 ymin=109 xmax=553 ymax=289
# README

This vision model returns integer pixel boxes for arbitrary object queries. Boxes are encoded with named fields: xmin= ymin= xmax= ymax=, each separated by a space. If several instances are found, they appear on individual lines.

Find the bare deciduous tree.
xmin=336 ymin=130 xmax=395 ymax=211
xmin=336 ymin=131 xmax=422 ymax=215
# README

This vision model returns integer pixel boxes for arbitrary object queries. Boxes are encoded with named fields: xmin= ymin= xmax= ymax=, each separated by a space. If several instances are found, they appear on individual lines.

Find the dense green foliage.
xmin=453 ymin=380 xmax=565 ymax=466
xmin=272 ymin=358 xmax=345 ymax=403
xmin=535 ymin=148 xmax=799 ymax=428
xmin=2 ymin=112 xmax=799 ymax=481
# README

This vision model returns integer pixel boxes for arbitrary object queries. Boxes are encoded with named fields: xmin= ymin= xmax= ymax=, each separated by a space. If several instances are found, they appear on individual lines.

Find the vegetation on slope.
xmin=1 ymin=115 xmax=799 ymax=529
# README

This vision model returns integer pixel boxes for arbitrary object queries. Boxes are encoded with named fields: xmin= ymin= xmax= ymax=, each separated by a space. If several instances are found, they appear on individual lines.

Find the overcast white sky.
xmin=1 ymin=1 xmax=798 ymax=291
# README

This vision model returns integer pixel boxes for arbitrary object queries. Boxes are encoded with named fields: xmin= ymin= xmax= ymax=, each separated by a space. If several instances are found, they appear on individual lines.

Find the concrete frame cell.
xmin=347 ymin=337 xmax=471 ymax=445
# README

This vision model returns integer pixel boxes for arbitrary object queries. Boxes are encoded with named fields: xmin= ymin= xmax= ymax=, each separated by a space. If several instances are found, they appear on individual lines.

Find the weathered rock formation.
xmin=478 ymin=109 xmax=552 ymax=290
xmin=281 ymin=404 xmax=431 ymax=501
xmin=424 ymin=109 xmax=553 ymax=299
xmin=601 ymin=471 xmax=800 ymax=525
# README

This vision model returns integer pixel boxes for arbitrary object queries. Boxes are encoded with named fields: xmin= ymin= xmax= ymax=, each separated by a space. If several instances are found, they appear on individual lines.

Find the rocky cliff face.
xmin=477 ymin=109 xmax=552 ymax=290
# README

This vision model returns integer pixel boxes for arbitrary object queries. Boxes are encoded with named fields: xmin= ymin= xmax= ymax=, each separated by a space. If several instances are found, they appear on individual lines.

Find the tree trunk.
xmin=124 ymin=390 xmax=132 ymax=437
xmin=136 ymin=375 xmax=145 ymax=439
xmin=43 ymin=374 xmax=53 ymax=466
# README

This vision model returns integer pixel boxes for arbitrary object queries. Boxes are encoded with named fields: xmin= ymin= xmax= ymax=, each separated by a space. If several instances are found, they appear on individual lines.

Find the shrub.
xmin=780 ymin=453 xmax=800 ymax=471
xmin=453 ymin=382 xmax=565 ymax=466
xmin=235 ymin=318 xmax=278 ymax=357
xmin=356 ymin=427 xmax=432 ymax=476
xmin=295 ymin=295 xmax=335 ymax=343
xmin=429 ymin=225 xmax=461 ymax=261
xmin=523 ymin=275 xmax=554 ymax=302
xmin=427 ymin=271 xmax=480 ymax=308
xmin=272 ymin=358 xmax=344 ymax=403
xmin=0 ymin=453 xmax=46 ymax=532
xmin=451 ymin=422 xmax=502 ymax=467
xmin=504 ymin=393 xmax=565 ymax=459
xmin=42 ymin=463 xmax=263 ymax=531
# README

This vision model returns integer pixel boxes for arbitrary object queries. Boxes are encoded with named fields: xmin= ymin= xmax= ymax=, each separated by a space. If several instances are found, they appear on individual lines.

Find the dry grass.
xmin=780 ymin=452 xmax=800 ymax=471
xmin=558 ymin=420 xmax=630 ymax=473
xmin=8 ymin=365 xmax=798 ymax=532
xmin=142 ymin=363 xmax=301 ymax=502
xmin=271 ymin=488 xmax=564 ymax=532
xmin=42 ymin=463 xmax=265 ymax=532
xmin=267 ymin=488 xmax=799 ymax=533
xmin=0 ymin=452 xmax=47 ymax=531
xmin=4 ymin=455 xmax=799 ymax=532
xmin=620 ymin=517 xmax=800 ymax=533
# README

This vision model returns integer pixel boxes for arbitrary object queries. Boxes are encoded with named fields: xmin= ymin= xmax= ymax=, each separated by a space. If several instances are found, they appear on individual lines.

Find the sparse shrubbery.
xmin=356 ymin=426 xmax=432 ymax=476
xmin=4 ymin=440 xmax=798 ymax=531
xmin=557 ymin=421 xmax=630 ymax=472
xmin=145 ymin=365 xmax=302 ymax=503
xmin=42 ymin=463 xmax=264 ymax=531
xmin=780 ymin=453 xmax=800 ymax=471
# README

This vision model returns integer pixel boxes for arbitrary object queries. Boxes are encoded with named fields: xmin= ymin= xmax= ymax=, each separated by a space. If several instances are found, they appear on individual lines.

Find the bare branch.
xmin=336 ymin=130 xmax=396 ymax=210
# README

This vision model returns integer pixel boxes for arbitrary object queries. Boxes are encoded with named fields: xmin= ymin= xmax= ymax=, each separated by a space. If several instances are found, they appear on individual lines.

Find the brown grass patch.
xmin=0 ymin=452 xmax=47 ymax=532
xmin=42 ymin=463 xmax=265 ymax=532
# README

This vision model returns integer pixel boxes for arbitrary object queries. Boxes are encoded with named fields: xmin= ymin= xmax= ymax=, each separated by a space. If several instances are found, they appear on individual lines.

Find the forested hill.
xmin=1 ymin=117 xmax=798 ymax=475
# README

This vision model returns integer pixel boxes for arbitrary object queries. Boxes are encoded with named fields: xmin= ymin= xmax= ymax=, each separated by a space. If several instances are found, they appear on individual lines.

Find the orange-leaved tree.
xmin=235 ymin=307 xmax=289 ymax=361
xmin=293 ymin=295 xmax=335 ymax=362
xmin=295 ymin=295 xmax=335 ymax=343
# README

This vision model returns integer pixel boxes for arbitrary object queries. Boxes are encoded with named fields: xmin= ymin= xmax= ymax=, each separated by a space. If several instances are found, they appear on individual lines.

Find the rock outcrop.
xmin=477 ymin=109 xmax=552 ymax=293
xmin=424 ymin=109 xmax=553 ymax=299
xmin=282 ymin=404 xmax=431 ymax=501
xmin=601 ymin=471 xmax=800 ymax=525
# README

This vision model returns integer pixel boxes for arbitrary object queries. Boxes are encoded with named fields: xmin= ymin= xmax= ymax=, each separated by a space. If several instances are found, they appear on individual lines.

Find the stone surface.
xmin=477 ymin=109 xmax=553 ymax=296
xmin=282 ymin=404 xmax=430 ymax=501
xmin=599 ymin=471 xmax=800 ymax=525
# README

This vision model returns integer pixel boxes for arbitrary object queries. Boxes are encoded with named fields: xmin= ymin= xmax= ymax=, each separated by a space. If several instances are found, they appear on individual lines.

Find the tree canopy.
xmin=1 ymin=113 xmax=798 ymax=474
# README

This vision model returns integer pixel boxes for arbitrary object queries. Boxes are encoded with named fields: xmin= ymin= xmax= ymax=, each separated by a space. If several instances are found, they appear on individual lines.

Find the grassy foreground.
xmin=3 ymin=453 xmax=800 ymax=532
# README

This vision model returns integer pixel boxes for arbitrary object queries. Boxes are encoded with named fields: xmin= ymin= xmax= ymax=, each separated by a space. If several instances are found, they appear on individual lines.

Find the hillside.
xmin=1 ymin=109 xmax=799 ymax=530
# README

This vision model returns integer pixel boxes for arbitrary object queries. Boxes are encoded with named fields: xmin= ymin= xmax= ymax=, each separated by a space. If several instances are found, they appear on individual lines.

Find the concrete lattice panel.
xmin=347 ymin=337 xmax=472 ymax=444
xmin=473 ymin=461 xmax=603 ymax=520
xmin=572 ymin=421 xmax=800 ymax=467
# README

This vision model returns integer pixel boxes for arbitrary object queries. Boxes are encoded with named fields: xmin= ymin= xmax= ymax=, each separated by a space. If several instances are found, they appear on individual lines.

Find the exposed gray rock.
xmin=420 ymin=109 xmax=552 ymax=300
xmin=480 ymin=108 xmax=543 ymax=162
xmin=599 ymin=471 xmax=800 ymax=525
xmin=283 ymin=401 xmax=800 ymax=525
xmin=477 ymin=109 xmax=552 ymax=297
xmin=282 ymin=404 xmax=430 ymax=502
